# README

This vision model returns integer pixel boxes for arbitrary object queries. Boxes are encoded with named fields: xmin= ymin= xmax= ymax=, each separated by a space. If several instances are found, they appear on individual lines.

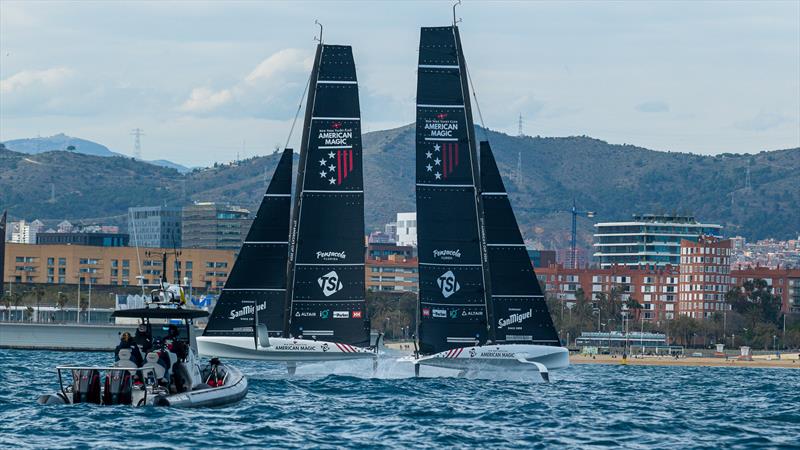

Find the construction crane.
xmin=570 ymin=200 xmax=596 ymax=269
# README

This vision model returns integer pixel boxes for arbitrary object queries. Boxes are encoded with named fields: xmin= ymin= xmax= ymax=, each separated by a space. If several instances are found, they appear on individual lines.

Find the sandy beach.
xmin=570 ymin=353 xmax=800 ymax=368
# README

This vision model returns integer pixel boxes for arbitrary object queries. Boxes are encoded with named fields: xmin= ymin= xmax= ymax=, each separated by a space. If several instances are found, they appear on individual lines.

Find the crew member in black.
xmin=115 ymin=332 xmax=144 ymax=367
xmin=134 ymin=323 xmax=153 ymax=354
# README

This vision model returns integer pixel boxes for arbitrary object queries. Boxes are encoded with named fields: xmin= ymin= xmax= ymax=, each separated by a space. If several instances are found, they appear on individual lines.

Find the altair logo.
xmin=318 ymin=270 xmax=343 ymax=297
xmin=437 ymin=270 xmax=460 ymax=298
xmin=497 ymin=309 xmax=533 ymax=329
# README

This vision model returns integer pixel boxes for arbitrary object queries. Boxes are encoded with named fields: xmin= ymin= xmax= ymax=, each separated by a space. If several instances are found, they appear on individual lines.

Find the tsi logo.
xmin=437 ymin=270 xmax=460 ymax=298
xmin=318 ymin=270 xmax=343 ymax=297
xmin=432 ymin=308 xmax=447 ymax=318
xmin=333 ymin=311 xmax=349 ymax=319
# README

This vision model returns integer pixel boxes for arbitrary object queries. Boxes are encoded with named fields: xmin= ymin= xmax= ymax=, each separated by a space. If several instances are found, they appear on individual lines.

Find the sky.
xmin=1 ymin=1 xmax=798 ymax=167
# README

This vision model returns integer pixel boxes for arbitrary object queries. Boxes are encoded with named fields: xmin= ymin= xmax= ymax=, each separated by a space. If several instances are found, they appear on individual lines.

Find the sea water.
xmin=0 ymin=348 xmax=798 ymax=449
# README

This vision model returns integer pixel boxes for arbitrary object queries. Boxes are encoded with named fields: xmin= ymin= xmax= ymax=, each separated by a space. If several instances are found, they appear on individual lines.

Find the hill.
xmin=2 ymin=133 xmax=118 ymax=157
xmin=1 ymin=127 xmax=798 ymax=251
xmin=1 ymin=134 xmax=190 ymax=173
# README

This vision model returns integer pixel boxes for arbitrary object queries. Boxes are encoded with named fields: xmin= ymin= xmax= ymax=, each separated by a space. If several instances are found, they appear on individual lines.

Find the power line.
xmin=130 ymin=128 xmax=144 ymax=160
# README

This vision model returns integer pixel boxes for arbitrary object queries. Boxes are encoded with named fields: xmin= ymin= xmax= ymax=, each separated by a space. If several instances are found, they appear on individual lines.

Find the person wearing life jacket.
xmin=134 ymin=323 xmax=153 ymax=354
xmin=115 ymin=332 xmax=144 ymax=367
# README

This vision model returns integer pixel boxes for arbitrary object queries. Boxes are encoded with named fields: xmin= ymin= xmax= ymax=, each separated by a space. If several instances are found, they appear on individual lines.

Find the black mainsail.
xmin=480 ymin=142 xmax=560 ymax=345
xmin=204 ymin=149 xmax=293 ymax=337
xmin=284 ymin=44 xmax=370 ymax=346
xmin=415 ymin=26 xmax=492 ymax=355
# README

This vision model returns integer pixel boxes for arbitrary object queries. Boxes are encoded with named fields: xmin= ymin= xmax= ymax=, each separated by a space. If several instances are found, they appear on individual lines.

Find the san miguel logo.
xmin=331 ymin=121 xmax=342 ymax=129
xmin=433 ymin=249 xmax=461 ymax=260
xmin=316 ymin=251 xmax=346 ymax=261
xmin=229 ymin=301 xmax=267 ymax=320
xmin=318 ymin=270 xmax=343 ymax=297
xmin=497 ymin=309 xmax=533 ymax=329
xmin=436 ymin=113 xmax=448 ymax=120
xmin=437 ymin=270 xmax=460 ymax=298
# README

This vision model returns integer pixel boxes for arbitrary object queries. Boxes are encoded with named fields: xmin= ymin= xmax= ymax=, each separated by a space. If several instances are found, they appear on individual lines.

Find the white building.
xmin=395 ymin=212 xmax=417 ymax=247
xmin=10 ymin=219 xmax=44 ymax=244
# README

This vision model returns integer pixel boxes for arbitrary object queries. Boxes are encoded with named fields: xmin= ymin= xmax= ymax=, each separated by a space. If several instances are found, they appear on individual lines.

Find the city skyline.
xmin=1 ymin=1 xmax=798 ymax=166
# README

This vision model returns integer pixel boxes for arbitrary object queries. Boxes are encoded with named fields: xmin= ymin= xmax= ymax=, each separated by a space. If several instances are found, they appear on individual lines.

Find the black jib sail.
xmin=480 ymin=142 xmax=560 ymax=346
xmin=415 ymin=26 xmax=492 ymax=355
xmin=284 ymin=44 xmax=370 ymax=346
xmin=203 ymin=149 xmax=293 ymax=337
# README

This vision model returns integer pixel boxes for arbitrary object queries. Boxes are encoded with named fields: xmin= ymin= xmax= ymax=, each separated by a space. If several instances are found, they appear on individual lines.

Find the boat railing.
xmin=55 ymin=365 xmax=160 ymax=400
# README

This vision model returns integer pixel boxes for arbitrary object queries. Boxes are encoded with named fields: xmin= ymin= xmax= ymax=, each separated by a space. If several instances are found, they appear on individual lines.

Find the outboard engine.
xmin=171 ymin=363 xmax=192 ymax=393
xmin=72 ymin=369 xmax=101 ymax=404
xmin=103 ymin=370 xmax=133 ymax=405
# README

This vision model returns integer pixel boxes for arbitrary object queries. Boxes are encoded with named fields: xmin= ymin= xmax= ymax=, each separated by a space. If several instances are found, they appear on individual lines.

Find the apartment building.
xmin=593 ymin=214 xmax=722 ymax=268
xmin=365 ymin=243 xmax=418 ymax=294
xmin=3 ymin=243 xmax=235 ymax=292
xmin=536 ymin=264 xmax=680 ymax=322
xmin=678 ymin=236 xmax=732 ymax=319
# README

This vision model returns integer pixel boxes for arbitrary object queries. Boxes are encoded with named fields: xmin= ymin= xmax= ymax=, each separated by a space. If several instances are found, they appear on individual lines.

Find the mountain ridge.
xmin=1 ymin=126 xmax=797 ymax=251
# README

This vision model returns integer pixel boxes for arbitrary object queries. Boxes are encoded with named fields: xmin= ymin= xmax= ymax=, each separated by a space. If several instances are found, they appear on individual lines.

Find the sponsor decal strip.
xmin=486 ymin=243 xmax=526 ymax=247
xmin=480 ymin=192 xmax=508 ymax=196
xmin=264 ymin=193 xmax=292 ymax=197
xmin=335 ymin=343 xmax=357 ymax=353
xmin=311 ymin=117 xmax=361 ymax=121
xmin=244 ymin=241 xmax=289 ymax=244
xmin=318 ymin=145 xmax=353 ymax=149
xmin=444 ymin=348 xmax=464 ymax=358
xmin=423 ymin=137 xmax=459 ymax=142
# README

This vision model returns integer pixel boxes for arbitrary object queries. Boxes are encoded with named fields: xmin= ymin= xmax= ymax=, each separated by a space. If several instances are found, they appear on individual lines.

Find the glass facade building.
xmin=593 ymin=214 xmax=722 ymax=268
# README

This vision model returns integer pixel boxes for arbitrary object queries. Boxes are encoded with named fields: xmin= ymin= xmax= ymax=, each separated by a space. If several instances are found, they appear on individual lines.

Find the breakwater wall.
xmin=0 ymin=323 xmax=136 ymax=351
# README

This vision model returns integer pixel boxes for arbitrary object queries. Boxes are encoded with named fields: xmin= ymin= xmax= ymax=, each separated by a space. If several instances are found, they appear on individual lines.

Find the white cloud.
xmin=0 ymin=67 xmax=74 ymax=94
xmin=178 ymin=48 xmax=313 ymax=117
xmin=179 ymin=87 xmax=233 ymax=113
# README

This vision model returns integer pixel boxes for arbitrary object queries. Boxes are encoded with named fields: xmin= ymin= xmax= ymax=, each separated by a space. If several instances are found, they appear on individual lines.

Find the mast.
xmin=415 ymin=26 xmax=491 ymax=355
xmin=480 ymin=142 xmax=560 ymax=345
xmin=283 ymin=43 xmax=369 ymax=346
xmin=204 ymin=149 xmax=293 ymax=337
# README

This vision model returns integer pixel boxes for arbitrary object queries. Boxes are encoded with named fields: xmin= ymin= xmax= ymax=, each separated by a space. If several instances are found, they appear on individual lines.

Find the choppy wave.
xmin=1 ymin=349 xmax=798 ymax=449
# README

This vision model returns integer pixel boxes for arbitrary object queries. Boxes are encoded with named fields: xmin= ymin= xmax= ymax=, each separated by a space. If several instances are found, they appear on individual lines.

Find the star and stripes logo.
xmin=424 ymin=143 xmax=459 ymax=180
xmin=318 ymin=148 xmax=354 ymax=185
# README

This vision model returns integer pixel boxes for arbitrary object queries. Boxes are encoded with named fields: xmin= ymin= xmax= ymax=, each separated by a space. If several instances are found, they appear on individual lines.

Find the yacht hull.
xmin=405 ymin=344 xmax=569 ymax=380
xmin=197 ymin=336 xmax=376 ymax=363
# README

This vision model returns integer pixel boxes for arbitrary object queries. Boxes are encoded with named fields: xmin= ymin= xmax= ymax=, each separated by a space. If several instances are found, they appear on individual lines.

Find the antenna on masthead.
xmin=314 ymin=20 xmax=323 ymax=43
xmin=452 ymin=0 xmax=462 ymax=26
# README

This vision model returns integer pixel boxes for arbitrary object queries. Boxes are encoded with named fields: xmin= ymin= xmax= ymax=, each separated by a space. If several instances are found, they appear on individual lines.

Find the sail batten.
xmin=203 ymin=149 xmax=293 ymax=337
xmin=284 ymin=44 xmax=370 ymax=346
